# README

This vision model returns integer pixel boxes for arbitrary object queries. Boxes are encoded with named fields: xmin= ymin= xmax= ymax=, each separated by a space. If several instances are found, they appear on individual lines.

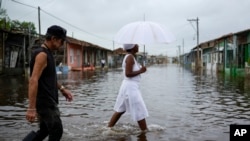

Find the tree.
xmin=0 ymin=8 xmax=11 ymax=29
xmin=0 ymin=8 xmax=7 ymax=18
xmin=11 ymin=20 xmax=36 ymax=34
xmin=0 ymin=8 xmax=36 ymax=34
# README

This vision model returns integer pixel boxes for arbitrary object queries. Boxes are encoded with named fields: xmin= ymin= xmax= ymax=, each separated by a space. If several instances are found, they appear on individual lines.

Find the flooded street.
xmin=1 ymin=64 xmax=250 ymax=141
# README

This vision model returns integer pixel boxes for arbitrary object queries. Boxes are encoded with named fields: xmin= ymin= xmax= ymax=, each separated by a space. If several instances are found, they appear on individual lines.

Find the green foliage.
xmin=0 ymin=8 xmax=7 ymax=18
xmin=0 ymin=17 xmax=11 ymax=29
xmin=0 ymin=8 xmax=37 ymax=34
xmin=11 ymin=20 xmax=36 ymax=34
xmin=0 ymin=8 xmax=10 ymax=29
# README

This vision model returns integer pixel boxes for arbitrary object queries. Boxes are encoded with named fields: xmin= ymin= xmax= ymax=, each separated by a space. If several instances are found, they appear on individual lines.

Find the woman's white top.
xmin=122 ymin=54 xmax=141 ymax=82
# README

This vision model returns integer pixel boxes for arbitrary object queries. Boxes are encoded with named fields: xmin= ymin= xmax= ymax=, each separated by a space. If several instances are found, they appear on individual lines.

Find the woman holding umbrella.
xmin=108 ymin=44 xmax=148 ymax=132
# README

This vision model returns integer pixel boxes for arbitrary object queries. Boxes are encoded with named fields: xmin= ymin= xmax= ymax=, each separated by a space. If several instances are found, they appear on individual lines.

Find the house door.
xmin=77 ymin=49 xmax=81 ymax=67
xmin=237 ymin=45 xmax=245 ymax=68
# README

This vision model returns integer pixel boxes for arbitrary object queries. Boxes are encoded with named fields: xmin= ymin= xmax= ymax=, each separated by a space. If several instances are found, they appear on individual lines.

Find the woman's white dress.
xmin=113 ymin=54 xmax=149 ymax=121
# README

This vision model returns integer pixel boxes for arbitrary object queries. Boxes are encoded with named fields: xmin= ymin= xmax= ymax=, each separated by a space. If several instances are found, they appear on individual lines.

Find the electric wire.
xmin=11 ymin=0 xmax=112 ymax=42
xmin=40 ymin=9 xmax=111 ymax=42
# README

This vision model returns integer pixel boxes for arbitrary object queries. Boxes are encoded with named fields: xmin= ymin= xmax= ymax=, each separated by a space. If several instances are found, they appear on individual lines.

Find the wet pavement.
xmin=0 ymin=64 xmax=250 ymax=141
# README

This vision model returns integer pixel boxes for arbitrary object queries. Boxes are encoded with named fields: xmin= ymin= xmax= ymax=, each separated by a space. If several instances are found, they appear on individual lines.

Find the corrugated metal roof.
xmin=66 ymin=36 xmax=112 ymax=51
xmin=234 ymin=28 xmax=250 ymax=35
xmin=0 ymin=29 xmax=112 ymax=51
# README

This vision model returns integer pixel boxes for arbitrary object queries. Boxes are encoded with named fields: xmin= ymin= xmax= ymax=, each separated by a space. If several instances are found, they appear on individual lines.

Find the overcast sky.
xmin=2 ymin=0 xmax=250 ymax=57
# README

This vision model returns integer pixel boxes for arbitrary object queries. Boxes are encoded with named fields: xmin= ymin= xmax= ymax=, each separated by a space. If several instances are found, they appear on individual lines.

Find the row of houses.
xmin=64 ymin=37 xmax=112 ymax=71
xmin=0 ymin=28 xmax=113 ymax=75
xmin=182 ymin=28 xmax=250 ymax=76
xmin=6 ymin=26 xmax=248 ymax=76
xmin=0 ymin=27 xmax=170 ymax=76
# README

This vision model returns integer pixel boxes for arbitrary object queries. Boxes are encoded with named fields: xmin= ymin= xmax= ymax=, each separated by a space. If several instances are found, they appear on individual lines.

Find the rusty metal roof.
xmin=66 ymin=36 xmax=111 ymax=51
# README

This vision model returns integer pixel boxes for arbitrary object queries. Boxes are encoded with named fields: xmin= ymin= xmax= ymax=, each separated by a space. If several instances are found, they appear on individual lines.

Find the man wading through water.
xmin=24 ymin=25 xmax=73 ymax=141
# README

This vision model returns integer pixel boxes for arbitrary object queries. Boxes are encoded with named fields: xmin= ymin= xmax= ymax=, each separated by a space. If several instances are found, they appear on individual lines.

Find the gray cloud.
xmin=2 ymin=0 xmax=250 ymax=56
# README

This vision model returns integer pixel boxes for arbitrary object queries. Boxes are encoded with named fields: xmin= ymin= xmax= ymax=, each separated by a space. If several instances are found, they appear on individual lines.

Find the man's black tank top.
xmin=30 ymin=46 xmax=58 ymax=108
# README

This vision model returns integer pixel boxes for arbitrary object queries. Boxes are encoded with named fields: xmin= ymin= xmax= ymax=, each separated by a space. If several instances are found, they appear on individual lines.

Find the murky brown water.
xmin=1 ymin=64 xmax=250 ymax=141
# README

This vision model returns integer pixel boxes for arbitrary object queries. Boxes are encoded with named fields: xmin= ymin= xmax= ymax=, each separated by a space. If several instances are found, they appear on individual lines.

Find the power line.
xmin=188 ymin=21 xmax=196 ymax=32
xmin=187 ymin=18 xmax=199 ymax=46
xmin=40 ymin=9 xmax=111 ymax=41
xmin=11 ymin=0 xmax=111 ymax=42
xmin=12 ymin=0 xmax=36 ymax=9
xmin=187 ymin=17 xmax=201 ymax=70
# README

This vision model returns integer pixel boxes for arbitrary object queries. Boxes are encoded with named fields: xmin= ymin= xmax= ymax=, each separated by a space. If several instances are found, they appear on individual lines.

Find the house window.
xmin=208 ymin=54 xmax=211 ymax=63
xmin=70 ymin=48 xmax=74 ymax=64
xmin=77 ymin=49 xmax=81 ymax=67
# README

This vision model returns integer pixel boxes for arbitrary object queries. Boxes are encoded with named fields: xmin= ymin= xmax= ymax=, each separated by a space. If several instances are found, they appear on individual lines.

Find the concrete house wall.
xmin=66 ymin=37 xmax=112 ymax=71
xmin=187 ymin=29 xmax=250 ymax=76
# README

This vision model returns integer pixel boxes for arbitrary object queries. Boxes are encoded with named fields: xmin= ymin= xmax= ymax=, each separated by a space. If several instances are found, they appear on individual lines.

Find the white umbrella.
xmin=114 ymin=21 xmax=175 ymax=44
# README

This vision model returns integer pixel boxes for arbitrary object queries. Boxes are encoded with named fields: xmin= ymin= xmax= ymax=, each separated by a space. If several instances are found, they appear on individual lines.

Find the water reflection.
xmin=0 ymin=64 xmax=250 ymax=141
xmin=0 ymin=75 xmax=28 ymax=106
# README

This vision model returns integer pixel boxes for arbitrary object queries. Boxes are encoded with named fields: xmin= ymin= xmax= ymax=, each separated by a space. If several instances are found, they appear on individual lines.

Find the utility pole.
xmin=112 ymin=40 xmax=115 ymax=68
xmin=187 ymin=17 xmax=200 ymax=70
xmin=182 ymin=38 xmax=184 ymax=55
xmin=178 ymin=45 xmax=181 ymax=65
xmin=38 ymin=6 xmax=41 ymax=40
xmin=182 ymin=38 xmax=184 ymax=64
xmin=11 ymin=0 xmax=41 ymax=40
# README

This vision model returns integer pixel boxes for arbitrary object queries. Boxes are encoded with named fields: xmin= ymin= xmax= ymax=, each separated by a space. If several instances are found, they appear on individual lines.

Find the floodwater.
xmin=1 ymin=64 xmax=250 ymax=141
